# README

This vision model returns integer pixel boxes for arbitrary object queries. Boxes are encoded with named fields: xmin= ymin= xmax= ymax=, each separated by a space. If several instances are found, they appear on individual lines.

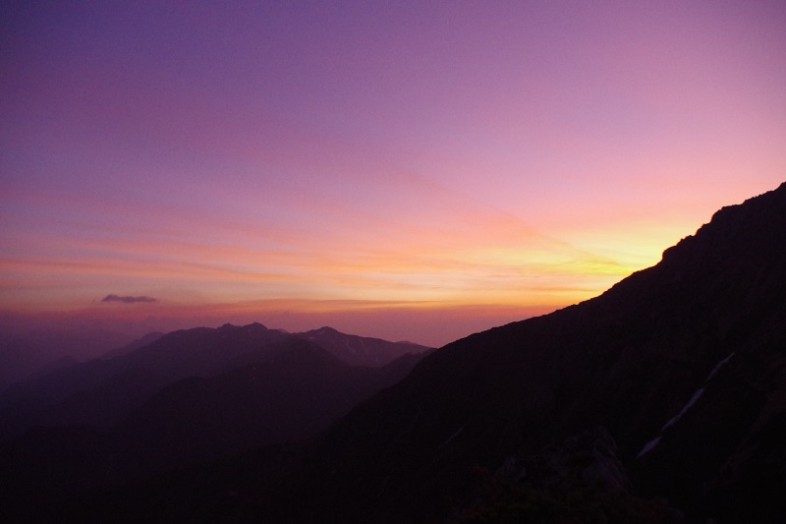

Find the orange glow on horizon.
xmin=2 ymin=2 xmax=784 ymax=345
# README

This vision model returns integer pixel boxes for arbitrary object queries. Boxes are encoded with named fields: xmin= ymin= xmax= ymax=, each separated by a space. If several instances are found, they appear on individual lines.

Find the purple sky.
xmin=2 ymin=1 xmax=785 ymax=346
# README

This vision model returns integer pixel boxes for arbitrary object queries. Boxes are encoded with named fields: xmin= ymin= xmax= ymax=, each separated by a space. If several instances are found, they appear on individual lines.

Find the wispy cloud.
xmin=101 ymin=294 xmax=157 ymax=304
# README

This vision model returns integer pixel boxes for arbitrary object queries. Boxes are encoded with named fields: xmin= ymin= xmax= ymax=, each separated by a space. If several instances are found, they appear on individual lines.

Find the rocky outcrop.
xmin=456 ymin=427 xmax=685 ymax=523
xmin=496 ymin=427 xmax=630 ymax=492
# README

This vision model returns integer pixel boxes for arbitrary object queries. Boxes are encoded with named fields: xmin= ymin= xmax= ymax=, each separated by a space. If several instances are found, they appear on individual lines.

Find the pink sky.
xmin=2 ymin=1 xmax=785 ymax=346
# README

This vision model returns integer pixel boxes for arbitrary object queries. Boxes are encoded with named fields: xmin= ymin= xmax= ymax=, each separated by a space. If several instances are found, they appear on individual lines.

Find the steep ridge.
xmin=21 ymin=183 xmax=786 ymax=523
xmin=258 ymin=182 xmax=786 ymax=522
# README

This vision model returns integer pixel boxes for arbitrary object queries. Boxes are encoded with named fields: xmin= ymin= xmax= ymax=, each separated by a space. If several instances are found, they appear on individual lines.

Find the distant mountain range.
xmin=0 ymin=324 xmax=430 ymax=521
xmin=3 ymin=182 xmax=785 ymax=523
xmin=0 ymin=326 xmax=138 ymax=391
xmin=0 ymin=323 xmax=428 ymax=440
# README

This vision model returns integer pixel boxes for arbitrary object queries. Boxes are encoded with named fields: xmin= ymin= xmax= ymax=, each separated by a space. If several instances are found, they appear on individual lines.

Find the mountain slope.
xmin=0 ymin=323 xmax=289 ymax=440
xmin=12 ymin=183 xmax=785 ymax=523
xmin=247 ymin=182 xmax=786 ymax=523
xmin=114 ymin=341 xmax=428 ymax=468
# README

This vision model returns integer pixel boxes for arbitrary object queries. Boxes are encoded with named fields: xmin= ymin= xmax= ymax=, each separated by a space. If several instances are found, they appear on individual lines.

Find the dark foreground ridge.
xmin=8 ymin=183 xmax=786 ymax=523
xmin=274 ymin=182 xmax=785 ymax=523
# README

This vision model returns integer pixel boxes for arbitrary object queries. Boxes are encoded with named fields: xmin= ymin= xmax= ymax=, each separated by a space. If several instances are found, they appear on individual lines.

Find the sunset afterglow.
xmin=2 ymin=2 xmax=784 ymax=345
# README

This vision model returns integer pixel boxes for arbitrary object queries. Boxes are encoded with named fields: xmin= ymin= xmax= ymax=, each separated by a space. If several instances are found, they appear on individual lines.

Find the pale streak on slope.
xmin=636 ymin=352 xmax=737 ymax=459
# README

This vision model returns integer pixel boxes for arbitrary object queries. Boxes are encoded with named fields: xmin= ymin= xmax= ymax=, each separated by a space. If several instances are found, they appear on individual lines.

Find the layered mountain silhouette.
xmin=3 ymin=183 xmax=785 ymax=523
xmin=0 ymin=323 xmax=288 ymax=440
xmin=0 ymin=326 xmax=135 ymax=391
xmin=114 ymin=340 xmax=427 ymax=467
xmin=0 ymin=325 xmax=429 ymax=521
xmin=0 ymin=323 xmax=427 ymax=441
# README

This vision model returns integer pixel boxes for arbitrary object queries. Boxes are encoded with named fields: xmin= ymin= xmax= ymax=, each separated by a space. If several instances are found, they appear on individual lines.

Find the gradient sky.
xmin=2 ymin=1 xmax=785 ymax=346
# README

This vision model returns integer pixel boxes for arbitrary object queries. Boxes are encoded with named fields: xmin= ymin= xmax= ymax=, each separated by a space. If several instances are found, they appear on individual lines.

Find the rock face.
xmin=455 ymin=427 xmax=685 ymax=523
xmin=495 ymin=427 xmax=631 ymax=493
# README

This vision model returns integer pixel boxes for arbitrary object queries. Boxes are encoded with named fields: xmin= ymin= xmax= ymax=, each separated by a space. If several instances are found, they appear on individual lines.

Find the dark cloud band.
xmin=101 ymin=294 xmax=157 ymax=304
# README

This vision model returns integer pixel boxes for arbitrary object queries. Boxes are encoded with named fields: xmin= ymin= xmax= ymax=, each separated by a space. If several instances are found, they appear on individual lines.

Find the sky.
xmin=1 ymin=1 xmax=785 ymax=347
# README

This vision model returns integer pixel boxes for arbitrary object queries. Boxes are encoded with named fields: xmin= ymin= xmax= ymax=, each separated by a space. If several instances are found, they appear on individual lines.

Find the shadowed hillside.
xmin=4 ymin=183 xmax=785 ymax=523
xmin=296 ymin=182 xmax=786 ymax=523
xmin=65 ymin=183 xmax=786 ymax=524
xmin=0 ymin=326 xmax=430 ymax=522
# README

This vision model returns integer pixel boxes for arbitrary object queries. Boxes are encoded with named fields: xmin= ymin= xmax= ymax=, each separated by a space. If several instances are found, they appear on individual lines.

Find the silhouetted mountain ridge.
xmin=4 ymin=183 xmax=785 ymax=523
xmin=0 ymin=323 xmax=429 ymax=442
xmin=0 ymin=326 xmax=432 ymax=522
xmin=292 ymin=181 xmax=785 ymax=523
xmin=81 ymin=182 xmax=786 ymax=523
